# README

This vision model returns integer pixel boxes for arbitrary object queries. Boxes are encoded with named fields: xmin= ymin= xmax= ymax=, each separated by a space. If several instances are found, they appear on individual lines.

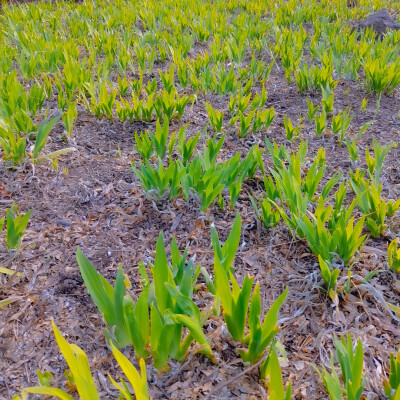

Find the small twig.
xmin=204 ymin=354 xmax=267 ymax=399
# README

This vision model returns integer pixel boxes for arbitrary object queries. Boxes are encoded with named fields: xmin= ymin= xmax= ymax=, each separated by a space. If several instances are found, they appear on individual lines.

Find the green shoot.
xmin=388 ymin=238 xmax=400 ymax=274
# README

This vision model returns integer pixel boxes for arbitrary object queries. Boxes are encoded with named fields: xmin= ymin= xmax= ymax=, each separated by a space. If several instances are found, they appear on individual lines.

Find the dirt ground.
xmin=1 ymin=43 xmax=400 ymax=399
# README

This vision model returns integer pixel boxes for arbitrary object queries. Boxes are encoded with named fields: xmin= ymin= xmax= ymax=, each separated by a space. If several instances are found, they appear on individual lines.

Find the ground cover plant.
xmin=1 ymin=0 xmax=400 ymax=398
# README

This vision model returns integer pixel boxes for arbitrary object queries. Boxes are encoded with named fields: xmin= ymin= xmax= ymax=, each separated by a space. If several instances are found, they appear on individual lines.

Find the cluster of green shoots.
xmin=388 ymin=238 xmax=400 ymax=274
xmin=132 ymin=109 xmax=399 ymax=300
xmin=248 ymin=138 xmax=399 ymax=301
xmin=82 ymin=68 xmax=196 ymax=123
xmin=132 ymin=118 xmax=260 ymax=211
xmin=315 ymin=336 xmax=400 ymax=400
xmin=13 ymin=214 xmax=290 ymax=399
xmin=2 ymin=0 xmax=400 ymax=398
xmin=314 ymin=334 xmax=365 ymax=400
xmin=0 ymin=203 xmax=32 ymax=251
xmin=0 ymin=203 xmax=32 ymax=302
xmin=14 ymin=212 xmax=400 ymax=399
xmin=75 ymin=215 xmax=288 ymax=380
xmin=0 ymin=0 xmax=398 ymax=167
xmin=13 ymin=320 xmax=150 ymax=400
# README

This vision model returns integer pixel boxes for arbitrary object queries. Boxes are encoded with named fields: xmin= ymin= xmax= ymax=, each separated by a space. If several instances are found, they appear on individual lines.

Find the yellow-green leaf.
xmin=110 ymin=343 xmax=150 ymax=400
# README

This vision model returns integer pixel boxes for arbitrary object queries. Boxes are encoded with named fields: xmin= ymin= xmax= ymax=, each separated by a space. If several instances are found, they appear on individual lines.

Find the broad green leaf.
xmin=152 ymin=233 xmax=171 ymax=313
xmin=265 ymin=351 xmax=287 ymax=400
xmin=32 ymin=115 xmax=61 ymax=159
xmin=133 ymin=287 xmax=150 ymax=348
xmin=260 ymin=288 xmax=288 ymax=345
xmin=228 ymin=274 xmax=253 ymax=341
xmin=221 ymin=213 xmax=241 ymax=271
xmin=312 ymin=359 xmax=342 ymax=400
xmin=179 ymin=260 xmax=198 ymax=298
xmin=123 ymin=297 xmax=148 ymax=358
xmin=110 ymin=343 xmax=150 ymax=400
xmin=52 ymin=320 xmax=100 ymax=400
xmin=167 ymin=312 xmax=214 ymax=361
xmin=248 ymin=283 xmax=261 ymax=335
xmin=165 ymin=283 xmax=200 ymax=321
xmin=108 ymin=375 xmax=133 ymax=400
xmin=76 ymin=247 xmax=116 ymax=325
xmin=352 ymin=339 xmax=364 ymax=391
xmin=114 ymin=266 xmax=130 ymax=347
xmin=150 ymin=304 xmax=173 ymax=370
xmin=214 ymin=256 xmax=233 ymax=315
xmin=20 ymin=387 xmax=74 ymax=400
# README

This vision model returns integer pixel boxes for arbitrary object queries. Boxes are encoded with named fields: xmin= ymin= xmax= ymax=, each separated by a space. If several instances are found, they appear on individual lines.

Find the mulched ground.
xmin=1 ymin=39 xmax=400 ymax=399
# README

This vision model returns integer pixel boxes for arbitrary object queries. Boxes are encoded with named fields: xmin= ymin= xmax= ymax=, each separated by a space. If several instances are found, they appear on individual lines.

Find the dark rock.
xmin=354 ymin=9 xmax=400 ymax=36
